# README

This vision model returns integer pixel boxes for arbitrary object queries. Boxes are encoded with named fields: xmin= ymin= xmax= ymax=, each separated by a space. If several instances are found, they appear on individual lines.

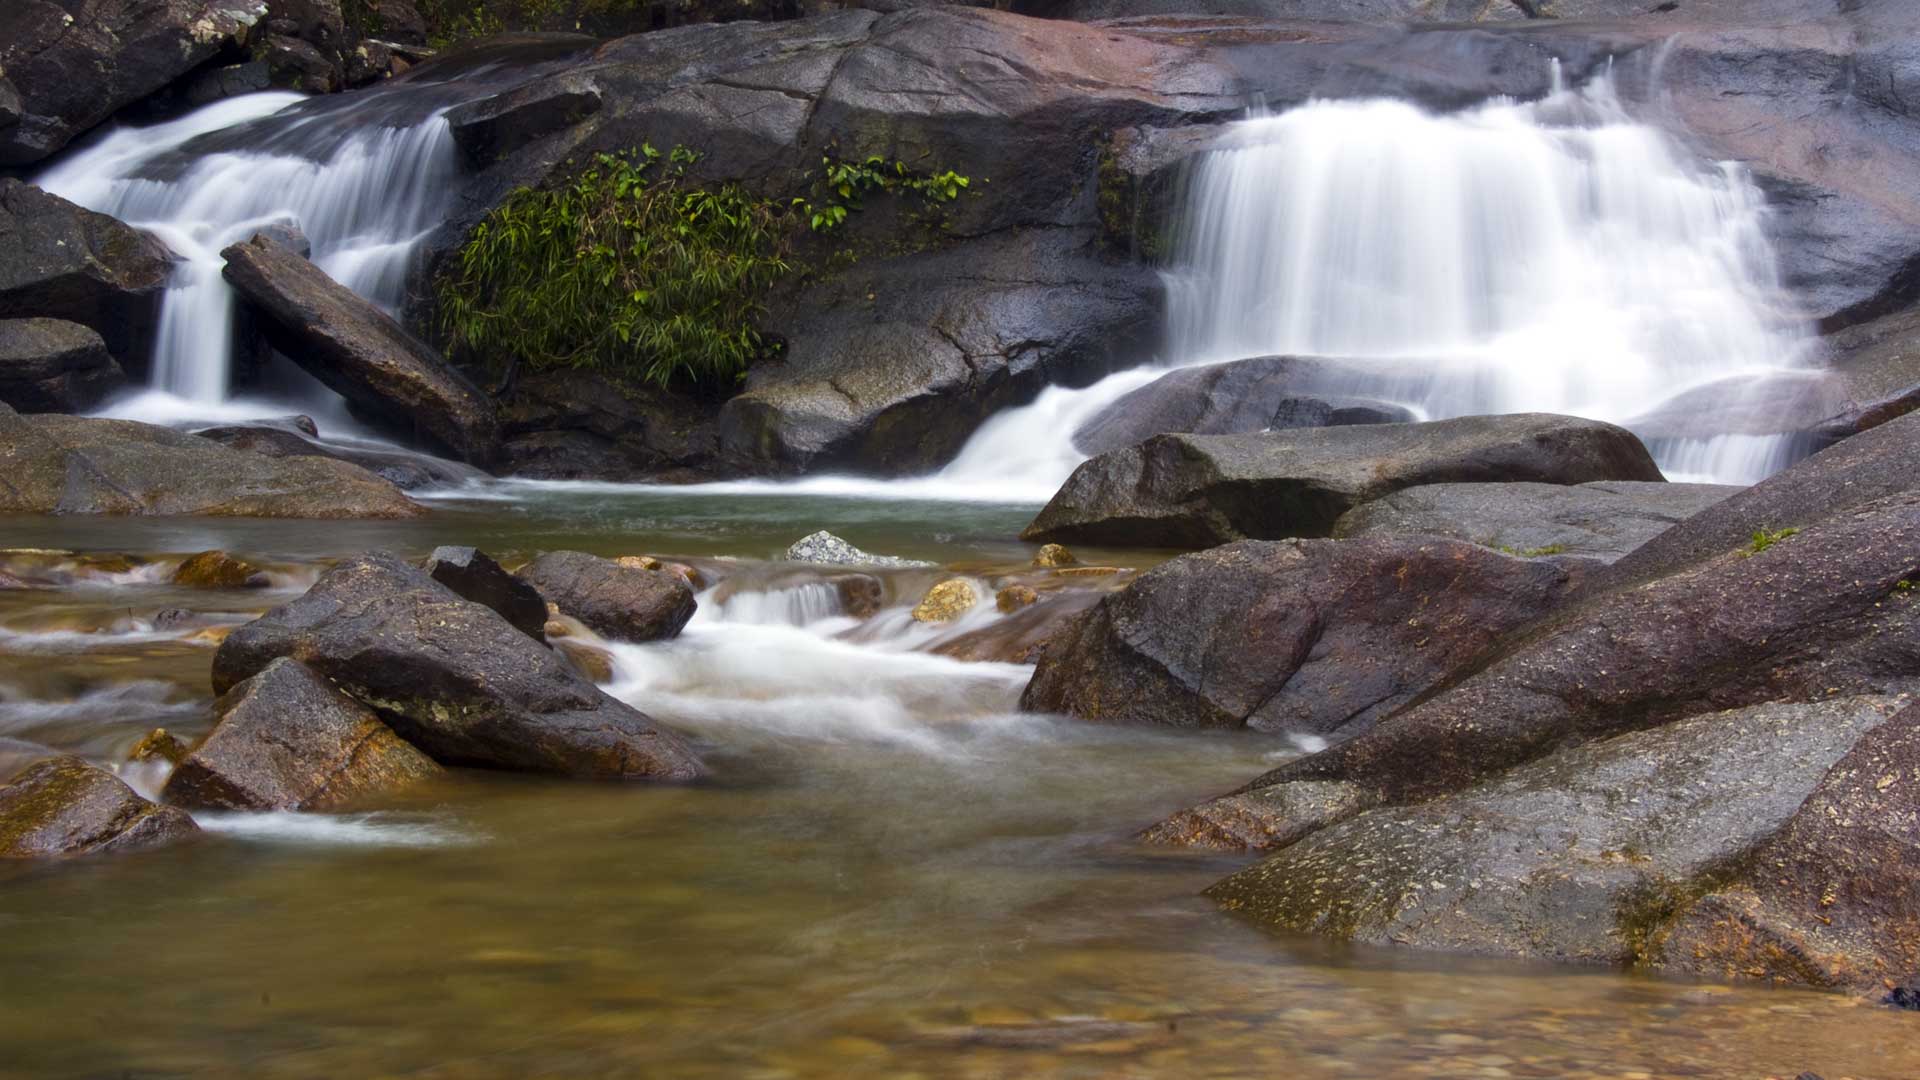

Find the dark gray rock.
xmin=1023 ymin=413 xmax=1664 ymax=549
xmin=1022 ymin=537 xmax=1573 ymax=736
xmin=517 ymin=550 xmax=697 ymax=643
xmin=0 ymin=402 xmax=425 ymax=518
xmin=1332 ymin=480 xmax=1742 ymax=563
xmin=0 ymin=755 xmax=197 ymax=858
xmin=162 ymin=657 xmax=442 ymax=812
xmin=0 ymin=180 xmax=170 ymax=361
xmin=424 ymin=546 xmax=548 ymax=642
xmin=212 ymin=552 xmax=703 ymax=780
xmin=221 ymin=234 xmax=500 ymax=465
xmin=1207 ymin=696 xmax=1907 ymax=964
xmin=1809 ymin=303 xmax=1920 ymax=447
xmin=498 ymin=367 xmax=721 ymax=482
xmin=189 ymin=419 xmax=485 ymax=491
xmin=0 ymin=318 xmax=124 ymax=413
xmin=447 ymin=77 xmax=603 ymax=167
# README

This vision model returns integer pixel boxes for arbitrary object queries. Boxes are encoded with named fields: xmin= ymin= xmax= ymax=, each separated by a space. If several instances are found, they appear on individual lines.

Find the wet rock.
xmin=1140 ymin=780 xmax=1373 ymax=852
xmin=212 ymin=552 xmax=703 ymax=780
xmin=220 ymin=234 xmax=500 ymax=465
xmin=423 ymin=545 xmax=548 ymax=642
xmin=447 ymin=77 xmax=603 ymax=166
xmin=0 ymin=755 xmax=197 ymax=858
xmin=615 ymin=555 xmax=703 ymax=590
xmin=555 ymin=639 xmax=615 ymax=683
xmin=1023 ymin=537 xmax=1572 ymax=736
xmin=163 ymin=657 xmax=441 ymax=812
xmin=0 ymin=0 xmax=266 ymax=166
xmin=264 ymin=33 xmax=339 ymax=93
xmin=933 ymin=589 xmax=1101 ymax=664
xmin=1075 ymin=355 xmax=1416 ymax=457
xmin=180 ymin=59 xmax=273 ymax=107
xmin=0 ymin=318 xmax=124 ymax=413
xmin=997 ymin=584 xmax=1039 ymax=613
xmin=171 ymin=550 xmax=269 ymax=589
xmin=1022 ymin=414 xmax=1664 ymax=549
xmin=1206 ymin=697 xmax=1906 ymax=964
xmin=1031 ymin=544 xmax=1077 ymax=568
xmin=784 ymin=531 xmax=935 ymax=569
xmin=1333 ymin=480 xmax=1743 ymax=563
xmin=911 ymin=579 xmax=979 ymax=623
xmin=189 ymin=418 xmax=486 ymax=491
xmin=497 ymin=368 xmax=722 ymax=483
xmin=0 ymin=180 xmax=170 ymax=361
xmin=0 ymin=403 xmax=424 ymax=518
xmin=127 ymin=728 xmax=186 ymax=766
xmin=829 ymin=573 xmax=885 ymax=618
xmin=517 ymin=550 xmax=697 ymax=643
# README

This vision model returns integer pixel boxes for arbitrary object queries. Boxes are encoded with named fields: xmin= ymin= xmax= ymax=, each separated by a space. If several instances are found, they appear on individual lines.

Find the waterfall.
xmin=938 ymin=71 xmax=1815 ymax=492
xmin=35 ymin=90 xmax=461 ymax=422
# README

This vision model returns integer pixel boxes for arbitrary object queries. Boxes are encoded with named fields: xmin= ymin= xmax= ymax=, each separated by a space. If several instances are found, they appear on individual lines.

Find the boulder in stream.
xmin=213 ymin=552 xmax=704 ymax=780
xmin=424 ymin=546 xmax=549 ymax=642
xmin=0 ymin=180 xmax=170 ymax=361
xmin=0 ymin=755 xmax=198 ymax=858
xmin=517 ymin=550 xmax=697 ymax=643
xmin=784 ymin=531 xmax=935 ymax=569
xmin=0 ymin=318 xmax=124 ymax=413
xmin=190 ymin=418 xmax=486 ymax=491
xmin=170 ymin=550 xmax=269 ymax=589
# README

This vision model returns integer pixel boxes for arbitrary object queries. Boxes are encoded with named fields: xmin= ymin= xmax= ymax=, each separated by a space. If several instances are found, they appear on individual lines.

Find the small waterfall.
xmin=940 ymin=71 xmax=1815 ymax=490
xmin=36 ymin=91 xmax=461 ymax=417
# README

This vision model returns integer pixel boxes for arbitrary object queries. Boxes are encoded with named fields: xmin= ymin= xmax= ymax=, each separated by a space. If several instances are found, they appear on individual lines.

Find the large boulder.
xmin=0 ymin=180 xmax=170 ymax=361
xmin=1205 ymin=696 xmax=1908 ymax=966
xmin=496 ymin=367 xmax=721 ymax=482
xmin=0 ymin=403 xmax=424 ymax=518
xmin=1022 ymin=414 xmax=1664 ymax=549
xmin=221 ymin=234 xmax=500 ymax=465
xmin=0 ymin=318 xmax=124 ymax=413
xmin=211 ymin=553 xmax=703 ymax=780
xmin=0 ymin=755 xmax=198 ymax=858
xmin=0 ymin=0 xmax=267 ymax=166
xmin=162 ymin=657 xmax=442 ymax=812
xmin=1332 ymin=480 xmax=1743 ymax=563
xmin=189 ymin=419 xmax=487 ymax=491
xmin=423 ymin=545 xmax=549 ymax=642
xmin=1022 ymin=537 xmax=1572 ymax=736
xmin=516 ymin=550 xmax=697 ymax=643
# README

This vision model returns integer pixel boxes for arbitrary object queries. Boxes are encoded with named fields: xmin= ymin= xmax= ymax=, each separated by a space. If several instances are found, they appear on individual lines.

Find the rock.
xmin=251 ymin=221 xmax=312 ymax=260
xmin=1140 ymin=780 xmax=1373 ymax=853
xmin=162 ymin=657 xmax=441 ymax=812
xmin=1023 ymin=413 xmax=1663 ymax=549
xmin=1812 ymin=304 xmax=1920 ymax=445
xmin=554 ymin=639 xmax=615 ymax=683
xmin=447 ymin=78 xmax=603 ymax=167
xmin=1031 ymin=544 xmax=1076 ymax=568
xmin=170 ymin=550 xmax=269 ymax=589
xmin=1332 ymin=481 xmax=1743 ymax=563
xmin=1205 ymin=697 xmax=1907 ymax=964
xmin=1651 ymin=700 xmax=1920 ymax=999
xmin=0 ymin=318 xmax=124 ymax=413
xmin=996 ymin=584 xmax=1039 ymax=613
xmin=127 ymin=728 xmax=186 ymax=766
xmin=1022 ymin=537 xmax=1571 ymax=736
xmin=264 ymin=33 xmax=338 ymax=93
xmin=211 ymin=552 xmax=703 ymax=780
xmin=1074 ymin=355 xmax=1417 ymax=457
xmin=614 ymin=555 xmax=703 ymax=590
xmin=0 ymin=755 xmax=197 ymax=858
xmin=911 ymin=579 xmax=979 ymax=623
xmin=0 ymin=0 xmax=267 ymax=166
xmin=829 ymin=572 xmax=884 ymax=618
xmin=0 ymin=180 xmax=170 ymax=360
xmin=423 ymin=546 xmax=548 ymax=642
xmin=190 ymin=418 xmax=486 ymax=491
xmin=497 ymin=368 xmax=722 ymax=482
xmin=220 ymin=234 xmax=500 ymax=464
xmin=1235 ymin=489 xmax=1920 ymax=846
xmin=933 ymin=589 xmax=1101 ymax=664
xmin=784 ymin=531 xmax=935 ymax=569
xmin=180 ymin=59 xmax=272 ymax=107
xmin=0 ymin=403 xmax=425 ymax=518
xmin=517 ymin=550 xmax=697 ymax=643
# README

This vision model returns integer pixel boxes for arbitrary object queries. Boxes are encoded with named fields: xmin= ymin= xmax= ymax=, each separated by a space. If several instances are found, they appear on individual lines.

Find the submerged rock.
xmin=163 ymin=657 xmax=441 ymax=813
xmin=0 ymin=318 xmax=123 ymax=413
xmin=424 ymin=546 xmax=548 ymax=642
xmin=1031 ymin=544 xmax=1077 ymax=568
xmin=170 ymin=550 xmax=269 ymax=589
xmin=0 ymin=180 xmax=170 ymax=360
xmin=1021 ymin=414 xmax=1664 ymax=549
xmin=517 ymin=550 xmax=696 ymax=643
xmin=933 ymin=589 xmax=1103 ymax=664
xmin=1023 ymin=537 xmax=1571 ymax=736
xmin=212 ymin=553 xmax=703 ymax=780
xmin=784 ymin=531 xmax=935 ymax=569
xmin=0 ymin=755 xmax=197 ymax=858
xmin=0 ymin=403 xmax=424 ymax=518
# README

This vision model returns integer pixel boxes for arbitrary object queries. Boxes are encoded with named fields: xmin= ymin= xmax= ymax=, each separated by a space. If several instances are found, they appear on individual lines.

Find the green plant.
xmin=1746 ymin=526 xmax=1800 ymax=555
xmin=798 ymin=155 xmax=969 ymax=233
xmin=439 ymin=145 xmax=791 ymax=388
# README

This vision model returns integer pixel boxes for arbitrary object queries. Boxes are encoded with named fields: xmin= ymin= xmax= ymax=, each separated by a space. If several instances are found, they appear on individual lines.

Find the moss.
xmin=1745 ymin=526 xmax=1800 ymax=556
xmin=1096 ymin=141 xmax=1165 ymax=262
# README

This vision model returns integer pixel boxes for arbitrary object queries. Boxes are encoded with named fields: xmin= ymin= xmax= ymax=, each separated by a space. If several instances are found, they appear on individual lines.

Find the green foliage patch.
xmin=1746 ymin=526 xmax=1800 ymax=555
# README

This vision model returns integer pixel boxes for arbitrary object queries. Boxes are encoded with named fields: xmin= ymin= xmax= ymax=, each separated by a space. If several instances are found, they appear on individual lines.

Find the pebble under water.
xmin=0 ymin=488 xmax=1916 ymax=1080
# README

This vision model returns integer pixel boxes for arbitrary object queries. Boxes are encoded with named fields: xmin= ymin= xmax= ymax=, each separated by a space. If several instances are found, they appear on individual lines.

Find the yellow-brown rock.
xmin=996 ymin=585 xmax=1039 ymax=613
xmin=912 ymin=579 xmax=979 ymax=623
xmin=171 ymin=550 xmax=268 ymax=589
xmin=1032 ymin=543 xmax=1078 ymax=568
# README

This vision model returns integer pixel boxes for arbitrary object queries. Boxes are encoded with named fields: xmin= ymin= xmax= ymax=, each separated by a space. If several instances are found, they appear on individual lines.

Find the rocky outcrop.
xmin=1206 ymin=696 xmax=1908 ymax=965
xmin=496 ymin=367 xmax=720 ymax=482
xmin=0 ymin=0 xmax=266 ymax=166
xmin=1022 ymin=414 xmax=1664 ymax=549
xmin=0 ymin=755 xmax=197 ymax=858
xmin=163 ymin=657 xmax=441 ymax=812
xmin=424 ymin=545 xmax=548 ymax=642
xmin=189 ymin=418 xmax=486 ymax=490
xmin=221 ymin=234 xmax=500 ymax=465
xmin=0 ymin=318 xmax=123 ymax=413
xmin=516 ymin=550 xmax=697 ymax=643
xmin=0 ymin=180 xmax=170 ymax=363
xmin=1332 ymin=480 xmax=1742 ymax=563
xmin=1022 ymin=537 xmax=1572 ymax=736
xmin=212 ymin=552 xmax=703 ymax=780
xmin=1074 ymin=355 xmax=1414 ymax=457
xmin=785 ymin=531 xmax=934 ymax=569
xmin=0 ymin=403 xmax=424 ymax=518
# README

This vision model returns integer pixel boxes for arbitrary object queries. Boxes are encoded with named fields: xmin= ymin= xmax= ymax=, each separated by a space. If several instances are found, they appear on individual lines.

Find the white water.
xmin=37 ymin=92 xmax=460 ymax=424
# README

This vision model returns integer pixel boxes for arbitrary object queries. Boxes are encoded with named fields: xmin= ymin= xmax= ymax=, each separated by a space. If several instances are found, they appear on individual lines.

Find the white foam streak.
xmin=194 ymin=811 xmax=478 ymax=848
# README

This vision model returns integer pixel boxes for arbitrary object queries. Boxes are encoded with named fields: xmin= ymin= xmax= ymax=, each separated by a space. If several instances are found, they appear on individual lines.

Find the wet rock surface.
xmin=1023 ymin=537 xmax=1572 ymax=735
xmin=1023 ymin=414 xmax=1663 ymax=549
xmin=425 ymin=545 xmax=549 ymax=641
xmin=1333 ymin=480 xmax=1742 ymax=563
xmin=0 ymin=318 xmax=124 ymax=413
xmin=190 ymin=418 xmax=487 ymax=491
xmin=517 ymin=550 xmax=697 ymax=643
xmin=0 ymin=180 xmax=170 ymax=362
xmin=170 ymin=550 xmax=269 ymax=589
xmin=163 ymin=657 xmax=442 ymax=813
xmin=0 ymin=755 xmax=197 ymax=858
xmin=212 ymin=552 xmax=704 ymax=780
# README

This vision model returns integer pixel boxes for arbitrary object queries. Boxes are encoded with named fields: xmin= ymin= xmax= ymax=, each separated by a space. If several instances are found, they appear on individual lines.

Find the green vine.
xmin=798 ymin=155 xmax=970 ymax=233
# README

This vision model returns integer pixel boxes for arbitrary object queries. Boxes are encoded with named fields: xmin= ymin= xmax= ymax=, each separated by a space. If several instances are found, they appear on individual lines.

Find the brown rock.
xmin=996 ymin=584 xmax=1039 ymax=613
xmin=171 ymin=550 xmax=269 ymax=589
xmin=518 ymin=550 xmax=696 ymax=643
xmin=127 ymin=728 xmax=186 ymax=766
xmin=1032 ymin=543 xmax=1078 ymax=568
xmin=912 ymin=579 xmax=979 ymax=623
xmin=0 ymin=756 xmax=197 ymax=858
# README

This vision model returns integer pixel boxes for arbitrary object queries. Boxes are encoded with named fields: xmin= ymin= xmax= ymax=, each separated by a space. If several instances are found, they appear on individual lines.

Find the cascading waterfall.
xmin=36 ymin=91 xmax=461 ymax=421
xmin=938 ymin=69 xmax=1815 ymax=491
